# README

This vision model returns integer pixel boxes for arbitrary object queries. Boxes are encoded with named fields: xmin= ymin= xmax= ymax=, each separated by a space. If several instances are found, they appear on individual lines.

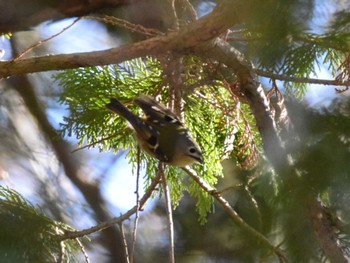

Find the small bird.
xmin=106 ymin=94 xmax=203 ymax=167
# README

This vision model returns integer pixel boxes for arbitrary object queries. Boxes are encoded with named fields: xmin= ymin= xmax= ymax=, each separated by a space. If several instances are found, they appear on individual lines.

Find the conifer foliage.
xmin=1 ymin=0 xmax=350 ymax=262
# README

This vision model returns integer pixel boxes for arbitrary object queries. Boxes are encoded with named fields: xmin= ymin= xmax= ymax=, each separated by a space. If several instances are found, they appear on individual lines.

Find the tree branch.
xmin=199 ymin=39 xmax=291 ymax=175
xmin=160 ymin=165 xmax=175 ymax=263
xmin=199 ymin=38 xmax=348 ymax=262
xmin=182 ymin=167 xmax=290 ymax=263
xmin=256 ymin=69 xmax=350 ymax=87
xmin=0 ymin=0 xmax=244 ymax=78
xmin=309 ymin=200 xmax=348 ymax=263
xmin=58 ymin=167 xmax=162 ymax=241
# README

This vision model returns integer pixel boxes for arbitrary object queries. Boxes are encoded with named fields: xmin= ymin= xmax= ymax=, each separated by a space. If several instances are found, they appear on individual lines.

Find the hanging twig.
xmin=58 ymin=170 xmax=162 ymax=242
xmin=130 ymin=147 xmax=141 ymax=263
xmin=119 ymin=222 xmax=130 ymax=263
xmin=57 ymin=225 xmax=65 ymax=263
xmin=85 ymin=15 xmax=162 ymax=37
xmin=182 ymin=166 xmax=290 ymax=263
xmin=168 ymin=0 xmax=180 ymax=31
xmin=12 ymin=17 xmax=81 ymax=61
xmin=71 ymin=134 xmax=119 ymax=153
xmin=160 ymin=164 xmax=175 ymax=263
xmin=256 ymin=69 xmax=350 ymax=87
xmin=75 ymin=238 xmax=90 ymax=263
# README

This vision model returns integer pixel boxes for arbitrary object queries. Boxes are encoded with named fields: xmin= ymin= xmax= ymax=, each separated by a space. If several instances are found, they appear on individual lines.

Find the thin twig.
xmin=256 ymin=69 xmax=350 ymax=87
xmin=182 ymin=166 xmax=290 ymax=263
xmin=71 ymin=133 xmax=119 ymax=153
xmin=57 ymin=171 xmax=162 ymax=242
xmin=85 ymin=15 xmax=162 ymax=37
xmin=130 ymin=148 xmax=141 ymax=263
xmin=57 ymin=226 xmax=65 ymax=263
xmin=75 ymin=238 xmax=90 ymax=263
xmin=169 ymin=0 xmax=180 ymax=31
xmin=12 ymin=17 xmax=81 ymax=61
xmin=243 ymin=185 xmax=262 ymax=229
xmin=119 ymin=222 xmax=130 ymax=263
xmin=214 ymin=184 xmax=243 ymax=194
xmin=181 ymin=0 xmax=198 ymax=21
xmin=160 ymin=164 xmax=175 ymax=263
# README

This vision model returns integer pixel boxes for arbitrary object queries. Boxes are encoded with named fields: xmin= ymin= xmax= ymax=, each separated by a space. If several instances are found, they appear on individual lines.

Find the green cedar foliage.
xmin=55 ymin=57 xmax=260 ymax=223
xmin=232 ymin=0 xmax=349 ymax=97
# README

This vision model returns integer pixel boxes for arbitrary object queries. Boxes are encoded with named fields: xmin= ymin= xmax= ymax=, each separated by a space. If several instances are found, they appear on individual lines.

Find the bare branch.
xmin=256 ymin=69 xmax=350 ymax=87
xmin=119 ymin=222 xmax=130 ymax=263
xmin=75 ymin=238 xmax=90 ymax=263
xmin=309 ymin=200 xmax=348 ymax=263
xmin=85 ymin=15 xmax=162 ymax=37
xmin=13 ymin=17 xmax=82 ymax=61
xmin=130 ymin=148 xmax=142 ymax=263
xmin=160 ymin=164 xmax=175 ymax=263
xmin=199 ymin=39 xmax=291 ymax=175
xmin=58 ymin=167 xmax=162 ymax=241
xmin=0 ymin=0 xmax=243 ymax=78
xmin=200 ymin=39 xmax=348 ymax=261
xmin=182 ymin=167 xmax=290 ymax=263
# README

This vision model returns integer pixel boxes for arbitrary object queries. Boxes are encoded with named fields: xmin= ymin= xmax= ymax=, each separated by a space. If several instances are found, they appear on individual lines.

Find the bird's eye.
xmin=189 ymin=147 xmax=197 ymax=154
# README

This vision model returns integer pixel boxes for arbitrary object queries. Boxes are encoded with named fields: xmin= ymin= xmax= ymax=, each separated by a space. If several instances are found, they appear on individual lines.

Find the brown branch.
xmin=256 ymin=69 xmax=350 ymax=87
xmin=6 ymin=1 xmax=346 ymax=261
xmin=85 ymin=15 xmax=162 ymax=37
xmin=75 ymin=238 xmax=90 ymax=263
xmin=13 ymin=17 xmax=82 ymax=61
xmin=167 ymin=0 xmax=180 ymax=30
xmin=130 ymin=148 xmax=142 ymax=263
xmin=160 ymin=164 xmax=175 ymax=263
xmin=119 ymin=222 xmax=130 ymax=263
xmin=199 ymin=38 xmax=291 ymax=176
xmin=58 ymin=167 xmax=162 ymax=241
xmin=0 ymin=0 xmax=243 ymax=78
xmin=200 ymin=39 xmax=348 ymax=261
xmin=182 ymin=167 xmax=290 ymax=263
xmin=71 ymin=133 xmax=119 ymax=153
xmin=309 ymin=200 xmax=348 ymax=263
